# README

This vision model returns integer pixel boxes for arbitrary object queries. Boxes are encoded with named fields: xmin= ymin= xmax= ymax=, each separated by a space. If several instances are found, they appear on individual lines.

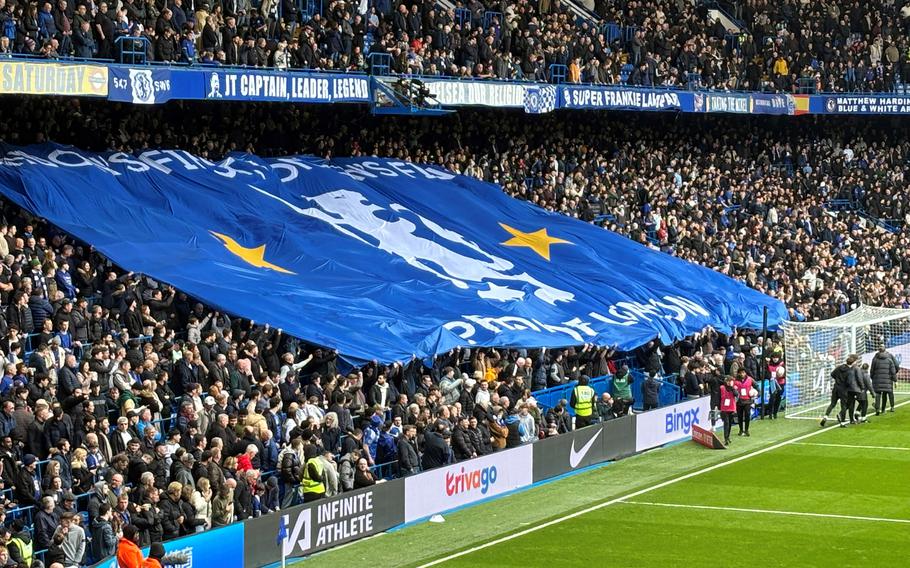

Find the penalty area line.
xmin=621 ymin=501 xmax=910 ymax=525
xmin=414 ymin=398 xmax=910 ymax=568
xmin=792 ymin=442 xmax=910 ymax=451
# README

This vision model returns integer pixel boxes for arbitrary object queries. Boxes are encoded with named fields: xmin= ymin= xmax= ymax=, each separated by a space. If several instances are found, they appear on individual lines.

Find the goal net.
xmin=782 ymin=305 xmax=910 ymax=419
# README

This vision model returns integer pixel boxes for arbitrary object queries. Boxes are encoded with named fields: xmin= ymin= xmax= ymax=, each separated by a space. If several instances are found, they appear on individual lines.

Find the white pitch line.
xmin=792 ymin=442 xmax=910 ymax=451
xmin=415 ymin=398 xmax=910 ymax=568
xmin=622 ymin=501 xmax=910 ymax=524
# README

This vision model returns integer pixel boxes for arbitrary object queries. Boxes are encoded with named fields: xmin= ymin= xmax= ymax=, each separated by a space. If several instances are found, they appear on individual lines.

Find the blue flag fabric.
xmin=277 ymin=514 xmax=287 ymax=547
xmin=0 ymin=144 xmax=786 ymax=362
xmin=523 ymin=85 xmax=557 ymax=114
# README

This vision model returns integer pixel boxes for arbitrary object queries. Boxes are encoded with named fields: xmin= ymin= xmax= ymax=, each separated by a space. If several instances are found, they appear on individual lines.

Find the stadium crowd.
xmin=2 ymin=0 xmax=910 ymax=91
xmin=0 ymin=94 xmax=904 ymax=564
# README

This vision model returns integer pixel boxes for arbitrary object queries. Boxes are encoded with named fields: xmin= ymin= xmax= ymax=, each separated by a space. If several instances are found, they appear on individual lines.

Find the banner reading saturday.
xmin=0 ymin=61 xmax=108 ymax=96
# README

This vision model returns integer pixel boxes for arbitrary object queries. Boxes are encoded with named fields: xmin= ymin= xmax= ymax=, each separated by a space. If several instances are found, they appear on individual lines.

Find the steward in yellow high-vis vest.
xmin=571 ymin=375 xmax=597 ymax=428
xmin=300 ymin=444 xmax=326 ymax=503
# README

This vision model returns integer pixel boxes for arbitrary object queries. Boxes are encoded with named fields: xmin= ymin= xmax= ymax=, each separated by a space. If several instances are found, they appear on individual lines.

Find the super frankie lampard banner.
xmin=0 ymin=145 xmax=785 ymax=361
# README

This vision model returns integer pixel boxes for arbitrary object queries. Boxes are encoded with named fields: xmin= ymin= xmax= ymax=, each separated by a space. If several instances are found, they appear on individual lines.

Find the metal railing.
xmin=115 ymin=36 xmax=149 ymax=65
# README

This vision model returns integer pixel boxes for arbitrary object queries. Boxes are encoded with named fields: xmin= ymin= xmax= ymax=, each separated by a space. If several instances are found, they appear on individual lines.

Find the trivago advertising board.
xmin=404 ymin=444 xmax=533 ymax=522
xmin=635 ymin=396 xmax=712 ymax=452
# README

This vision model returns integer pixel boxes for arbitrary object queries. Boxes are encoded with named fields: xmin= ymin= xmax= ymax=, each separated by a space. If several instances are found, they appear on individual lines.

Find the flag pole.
xmin=278 ymin=514 xmax=288 ymax=568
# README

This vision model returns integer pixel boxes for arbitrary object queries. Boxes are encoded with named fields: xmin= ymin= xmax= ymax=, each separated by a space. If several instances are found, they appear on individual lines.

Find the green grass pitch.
xmin=297 ymin=401 xmax=910 ymax=568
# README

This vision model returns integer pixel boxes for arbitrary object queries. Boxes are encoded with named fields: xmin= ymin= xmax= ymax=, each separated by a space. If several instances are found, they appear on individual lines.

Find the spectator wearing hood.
xmin=362 ymin=414 xmax=383 ymax=464
xmin=6 ymin=520 xmax=36 ymax=568
xmin=517 ymin=403 xmax=537 ymax=443
xmin=503 ymin=410 xmax=525 ymax=448
xmin=145 ymin=540 xmax=190 ymax=568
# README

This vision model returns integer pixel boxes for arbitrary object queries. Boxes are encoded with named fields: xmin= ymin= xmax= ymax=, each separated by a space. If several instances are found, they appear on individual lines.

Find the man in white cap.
xmin=197 ymin=396 xmax=217 ymax=435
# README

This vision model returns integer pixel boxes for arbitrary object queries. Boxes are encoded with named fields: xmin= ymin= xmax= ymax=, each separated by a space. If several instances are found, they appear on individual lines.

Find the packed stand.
xmin=0 ymin=199 xmax=681 ymax=565
xmin=0 ymin=96 xmax=904 ymax=563
xmin=1 ymin=0 xmax=910 ymax=91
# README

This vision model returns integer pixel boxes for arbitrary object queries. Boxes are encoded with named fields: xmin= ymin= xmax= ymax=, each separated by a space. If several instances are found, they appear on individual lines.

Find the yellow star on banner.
xmin=210 ymin=231 xmax=296 ymax=274
xmin=499 ymin=223 xmax=571 ymax=261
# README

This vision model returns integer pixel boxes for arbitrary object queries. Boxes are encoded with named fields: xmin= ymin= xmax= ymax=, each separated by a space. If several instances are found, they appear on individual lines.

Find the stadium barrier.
xmin=91 ymin=522 xmax=244 ymax=568
xmin=89 ymin=397 xmax=717 ymax=566
xmin=634 ymin=396 xmax=712 ymax=452
xmin=244 ymin=481 xmax=407 ymax=567
xmin=531 ymin=415 xmax=636 ymax=482
xmin=7 ymin=58 xmax=910 ymax=115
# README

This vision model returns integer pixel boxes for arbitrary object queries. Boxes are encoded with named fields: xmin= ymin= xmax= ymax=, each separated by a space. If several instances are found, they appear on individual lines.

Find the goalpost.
xmin=782 ymin=305 xmax=910 ymax=419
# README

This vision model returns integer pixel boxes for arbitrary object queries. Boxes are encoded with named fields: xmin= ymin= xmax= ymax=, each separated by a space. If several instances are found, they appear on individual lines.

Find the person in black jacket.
xmin=822 ymin=354 xmax=857 ymax=427
xmin=420 ymin=424 xmax=451 ymax=471
xmin=33 ymin=496 xmax=58 ymax=551
xmin=466 ymin=416 xmax=486 ymax=456
xmin=233 ymin=470 xmax=255 ymax=521
xmin=451 ymin=416 xmax=475 ymax=461
xmin=133 ymin=487 xmax=164 ymax=547
xmin=856 ymin=363 xmax=875 ymax=423
xmin=842 ymin=356 xmax=863 ymax=425
xmin=870 ymin=345 xmax=897 ymax=414
xmin=159 ymin=482 xmax=184 ymax=541
xmin=397 ymin=425 xmax=419 ymax=476
xmin=683 ymin=360 xmax=704 ymax=399
xmin=179 ymin=484 xmax=204 ymax=535
xmin=6 ymin=292 xmax=34 ymax=335
xmin=14 ymin=454 xmax=40 ymax=507
xmin=156 ymin=27 xmax=178 ymax=61
xmin=545 ymin=400 xmax=573 ymax=434
xmin=743 ymin=346 xmax=761 ymax=381
xmin=643 ymin=371 xmax=661 ymax=411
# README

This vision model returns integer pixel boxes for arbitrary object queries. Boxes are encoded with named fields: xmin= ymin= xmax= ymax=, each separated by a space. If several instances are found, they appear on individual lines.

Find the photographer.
xmin=733 ymin=369 xmax=756 ymax=437
xmin=719 ymin=375 xmax=737 ymax=446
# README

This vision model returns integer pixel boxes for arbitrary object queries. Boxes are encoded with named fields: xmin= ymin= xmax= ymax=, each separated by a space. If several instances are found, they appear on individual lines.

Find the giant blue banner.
xmin=0 ymin=144 xmax=785 ymax=362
